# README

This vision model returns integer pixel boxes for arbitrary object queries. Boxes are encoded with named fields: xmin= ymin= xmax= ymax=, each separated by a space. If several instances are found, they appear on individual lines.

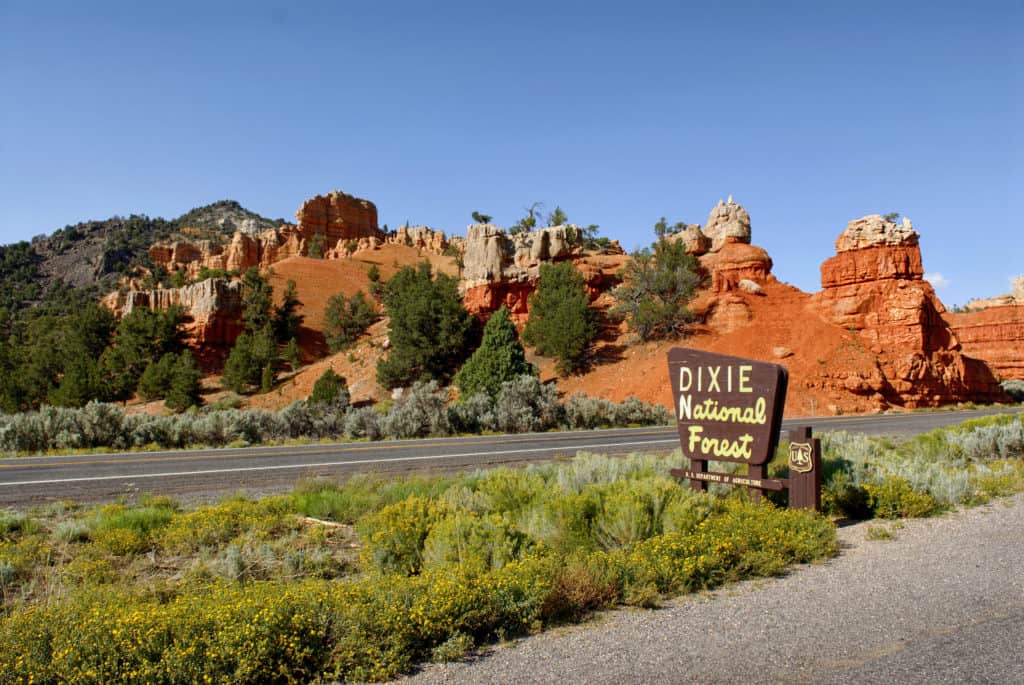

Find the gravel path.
xmin=398 ymin=494 xmax=1024 ymax=684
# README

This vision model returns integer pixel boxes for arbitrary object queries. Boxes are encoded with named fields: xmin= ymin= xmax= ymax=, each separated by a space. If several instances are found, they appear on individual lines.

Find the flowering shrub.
xmin=357 ymin=496 xmax=448 ymax=575
xmin=0 ymin=500 xmax=833 ymax=683
xmin=818 ymin=412 xmax=1024 ymax=517
xmin=3 ymin=414 xmax=1022 ymax=682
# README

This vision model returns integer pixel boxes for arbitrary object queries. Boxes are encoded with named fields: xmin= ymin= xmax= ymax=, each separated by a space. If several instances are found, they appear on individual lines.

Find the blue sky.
xmin=1 ymin=1 xmax=1020 ymax=306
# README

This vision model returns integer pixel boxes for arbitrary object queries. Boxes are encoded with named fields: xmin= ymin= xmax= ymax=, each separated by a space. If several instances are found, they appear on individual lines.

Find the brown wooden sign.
xmin=667 ymin=348 xmax=822 ymax=511
xmin=667 ymin=348 xmax=788 ymax=466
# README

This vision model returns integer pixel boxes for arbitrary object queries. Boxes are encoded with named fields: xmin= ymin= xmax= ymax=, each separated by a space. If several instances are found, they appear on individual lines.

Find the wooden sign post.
xmin=666 ymin=348 xmax=821 ymax=511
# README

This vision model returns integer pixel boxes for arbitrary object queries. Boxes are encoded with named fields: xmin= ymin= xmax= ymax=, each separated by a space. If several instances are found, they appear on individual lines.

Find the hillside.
xmin=2 ymin=188 xmax=1021 ymax=418
xmin=0 ymin=201 xmax=280 ymax=310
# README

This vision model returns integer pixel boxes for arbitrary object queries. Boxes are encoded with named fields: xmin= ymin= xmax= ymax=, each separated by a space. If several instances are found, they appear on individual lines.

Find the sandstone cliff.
xmin=944 ymin=306 xmax=1024 ymax=381
xmin=665 ymin=198 xmax=776 ymax=336
xmin=461 ymin=223 xmax=623 ymax=324
xmin=103 ymin=278 xmax=244 ymax=367
xmin=149 ymin=190 xmax=384 ymax=277
xmin=944 ymin=276 xmax=1024 ymax=381
xmin=294 ymin=191 xmax=379 ymax=243
xmin=812 ymin=215 xmax=1004 ymax=406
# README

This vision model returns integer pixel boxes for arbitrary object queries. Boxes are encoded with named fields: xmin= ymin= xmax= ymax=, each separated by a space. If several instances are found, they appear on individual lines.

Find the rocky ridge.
xmin=87 ymin=189 xmax=1019 ymax=413
xmin=149 ymin=191 xmax=385 ymax=277
xmin=945 ymin=276 xmax=1024 ymax=381
xmin=102 ymin=278 xmax=244 ymax=367
xmin=461 ymin=223 xmax=622 ymax=324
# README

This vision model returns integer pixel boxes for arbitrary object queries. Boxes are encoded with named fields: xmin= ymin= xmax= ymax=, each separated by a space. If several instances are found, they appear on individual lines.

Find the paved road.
xmin=0 ymin=407 xmax=1016 ymax=506
xmin=401 ymin=493 xmax=1024 ymax=685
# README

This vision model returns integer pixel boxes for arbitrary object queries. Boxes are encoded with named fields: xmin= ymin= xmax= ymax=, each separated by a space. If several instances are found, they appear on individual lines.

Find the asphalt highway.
xmin=0 ymin=406 xmax=1017 ymax=507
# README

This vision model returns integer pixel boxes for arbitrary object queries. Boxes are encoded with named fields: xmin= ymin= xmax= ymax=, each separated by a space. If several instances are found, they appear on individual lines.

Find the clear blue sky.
xmin=2 ymin=1 xmax=1021 ymax=306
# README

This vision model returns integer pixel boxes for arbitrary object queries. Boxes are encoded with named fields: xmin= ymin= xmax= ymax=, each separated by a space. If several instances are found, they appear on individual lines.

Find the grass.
xmin=0 ymin=412 xmax=1022 ymax=682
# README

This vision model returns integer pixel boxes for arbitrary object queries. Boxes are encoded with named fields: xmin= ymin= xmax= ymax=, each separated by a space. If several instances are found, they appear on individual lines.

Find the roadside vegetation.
xmin=0 ymin=375 xmax=671 ymax=455
xmin=1 ymin=412 xmax=1022 ymax=682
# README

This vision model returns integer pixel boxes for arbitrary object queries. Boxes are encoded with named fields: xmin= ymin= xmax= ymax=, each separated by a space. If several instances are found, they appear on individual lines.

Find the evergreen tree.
xmin=98 ymin=306 xmax=185 ymax=401
xmin=16 ymin=313 xmax=76 ymax=406
xmin=283 ymin=337 xmax=301 ymax=373
xmin=48 ymin=356 xmax=103 ymax=407
xmin=307 ymin=232 xmax=324 ymax=258
xmin=137 ymin=353 xmax=177 ymax=400
xmin=272 ymin=279 xmax=303 ymax=343
xmin=471 ymin=211 xmax=492 ymax=224
xmin=522 ymin=262 xmax=598 ymax=376
xmin=222 ymin=333 xmax=255 ymax=393
xmin=309 ymin=368 xmax=350 ymax=408
xmin=455 ymin=306 xmax=535 ymax=399
xmin=510 ymin=202 xmax=543 ymax=234
xmin=547 ymin=206 xmax=569 ymax=226
xmin=240 ymin=268 xmax=273 ymax=334
xmin=324 ymin=290 xmax=378 ymax=352
xmin=367 ymin=265 xmax=385 ymax=301
xmin=260 ymin=363 xmax=274 ymax=393
xmin=376 ymin=262 xmax=474 ymax=388
xmin=224 ymin=269 xmax=280 ymax=393
xmin=0 ymin=337 xmax=21 ymax=412
xmin=137 ymin=351 xmax=201 ymax=410
xmin=71 ymin=305 xmax=116 ymax=359
xmin=166 ymin=351 xmax=202 ymax=411
xmin=611 ymin=233 xmax=703 ymax=341
xmin=222 ymin=328 xmax=277 ymax=393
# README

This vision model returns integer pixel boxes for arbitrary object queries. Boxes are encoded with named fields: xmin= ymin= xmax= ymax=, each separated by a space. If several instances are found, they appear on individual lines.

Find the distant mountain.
xmin=0 ymin=201 xmax=279 ymax=310
xmin=175 ymin=200 xmax=282 ymax=238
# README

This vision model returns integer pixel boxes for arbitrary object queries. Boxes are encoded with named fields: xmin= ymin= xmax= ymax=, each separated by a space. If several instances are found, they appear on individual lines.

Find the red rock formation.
xmin=813 ymin=215 xmax=1005 ymax=406
xmin=463 ymin=282 xmax=535 ymax=325
xmin=699 ymin=242 xmax=775 ymax=293
xmin=459 ymin=223 xmax=622 ymax=324
xmin=385 ymin=225 xmax=452 ymax=255
xmin=104 ymin=278 xmax=244 ymax=368
xmin=295 ymin=191 xmax=379 ymax=244
xmin=149 ymin=190 xmax=383 ymax=278
xmin=944 ymin=305 xmax=1024 ymax=381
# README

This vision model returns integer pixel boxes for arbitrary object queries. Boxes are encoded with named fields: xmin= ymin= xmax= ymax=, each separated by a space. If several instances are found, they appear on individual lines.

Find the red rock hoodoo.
xmin=812 ymin=215 xmax=1005 ymax=406
xmin=294 ymin=191 xmax=380 ymax=244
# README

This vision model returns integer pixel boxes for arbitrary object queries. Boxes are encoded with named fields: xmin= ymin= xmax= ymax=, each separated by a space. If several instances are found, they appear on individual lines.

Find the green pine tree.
xmin=376 ymin=262 xmax=474 ymax=388
xmin=283 ymin=337 xmax=301 ymax=373
xmin=98 ymin=306 xmax=185 ymax=401
xmin=272 ymin=279 xmax=303 ymax=343
xmin=223 ymin=327 xmax=277 ymax=393
xmin=166 ymin=351 xmax=202 ymax=411
xmin=222 ymin=333 xmax=255 ymax=393
xmin=240 ymin=268 xmax=273 ymax=334
xmin=522 ymin=262 xmax=598 ymax=376
xmin=48 ymin=356 xmax=103 ymax=407
xmin=455 ymin=306 xmax=535 ymax=398
xmin=324 ymin=290 xmax=378 ymax=352
xmin=137 ymin=353 xmax=177 ymax=400
xmin=611 ymin=230 xmax=703 ymax=341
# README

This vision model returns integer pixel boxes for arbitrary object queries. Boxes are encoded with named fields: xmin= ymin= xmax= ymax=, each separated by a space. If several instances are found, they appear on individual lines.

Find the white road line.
xmin=0 ymin=438 xmax=682 ymax=487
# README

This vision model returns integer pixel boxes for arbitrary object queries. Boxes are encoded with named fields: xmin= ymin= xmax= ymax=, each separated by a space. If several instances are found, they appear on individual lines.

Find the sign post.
xmin=666 ymin=348 xmax=821 ymax=511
